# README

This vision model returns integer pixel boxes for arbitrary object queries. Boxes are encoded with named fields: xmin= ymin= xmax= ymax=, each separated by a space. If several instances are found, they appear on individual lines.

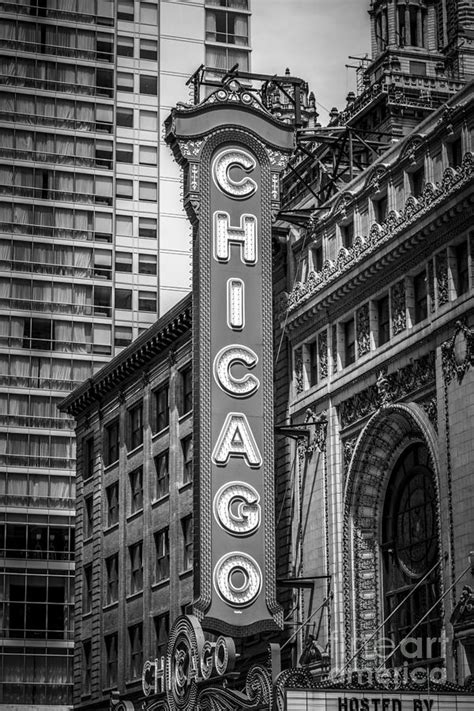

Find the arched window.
xmin=381 ymin=442 xmax=442 ymax=667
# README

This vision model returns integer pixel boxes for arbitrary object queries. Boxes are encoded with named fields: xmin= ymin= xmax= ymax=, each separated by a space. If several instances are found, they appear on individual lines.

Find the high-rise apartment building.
xmin=0 ymin=1 xmax=250 ymax=707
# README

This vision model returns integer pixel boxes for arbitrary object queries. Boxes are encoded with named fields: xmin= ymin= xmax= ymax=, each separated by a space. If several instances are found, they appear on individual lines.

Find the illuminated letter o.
xmin=213 ymin=553 xmax=262 ymax=607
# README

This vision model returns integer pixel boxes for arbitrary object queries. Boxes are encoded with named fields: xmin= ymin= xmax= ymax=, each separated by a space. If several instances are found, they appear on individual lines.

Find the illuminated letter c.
xmin=213 ymin=345 xmax=259 ymax=399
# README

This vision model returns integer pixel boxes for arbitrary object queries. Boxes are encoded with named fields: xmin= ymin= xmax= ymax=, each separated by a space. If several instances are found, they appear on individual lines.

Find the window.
xmin=138 ymin=290 xmax=157 ymax=312
xmin=83 ymin=436 xmax=94 ymax=480
xmin=83 ymin=564 xmax=92 ymax=614
xmin=139 ymin=253 xmax=157 ymax=274
xmin=344 ymin=318 xmax=355 ymax=366
xmin=84 ymin=496 xmax=93 ymax=540
xmin=94 ymin=250 xmax=112 ymax=279
xmin=454 ymin=241 xmax=469 ymax=296
xmin=129 ymin=466 xmax=143 ymax=513
xmin=94 ymin=285 xmax=111 ymax=316
xmin=95 ymin=140 xmax=113 ymax=168
xmin=24 ymin=318 xmax=52 ymax=350
xmin=409 ymin=60 xmax=427 ymax=75
xmin=154 ymin=451 xmax=169 ymax=500
xmin=117 ymin=35 xmax=134 ymax=56
xmin=129 ymin=541 xmax=143 ymax=594
xmin=106 ymin=554 xmax=119 ymax=605
xmin=377 ymin=294 xmax=390 ymax=346
xmin=116 ymin=288 xmax=133 ymax=310
xmin=116 ymin=215 xmax=133 ymax=236
xmin=206 ymin=0 xmax=249 ymax=7
xmin=448 ymin=137 xmax=462 ymax=167
xmin=140 ymin=38 xmax=158 ymax=60
xmin=106 ymin=482 xmax=119 ymax=527
xmin=181 ymin=516 xmax=193 ymax=571
xmin=181 ymin=436 xmax=193 ymax=485
xmin=128 ymin=624 xmax=143 ymax=682
xmin=139 ymin=110 xmax=158 ymax=131
xmin=83 ymin=640 xmax=92 ymax=695
xmin=410 ymin=166 xmax=425 ymax=197
xmin=140 ymin=74 xmax=157 ymax=95
xmin=413 ymin=270 xmax=427 ymax=323
xmin=205 ymin=45 xmax=249 ymax=71
xmin=116 ymin=143 xmax=133 ymax=163
xmin=374 ymin=194 xmax=388 ymax=224
xmin=117 ymin=107 xmax=134 ymax=127
xmin=152 ymin=383 xmax=169 ymax=433
xmin=154 ymin=613 xmax=169 ymax=661
xmin=180 ymin=366 xmax=192 ymax=415
xmin=139 ymin=181 xmax=157 ymax=201
xmin=116 ymin=179 xmax=133 ymax=199
xmin=206 ymin=9 xmax=249 ymax=45
xmin=118 ymin=0 xmax=134 ymax=21
xmin=308 ymin=340 xmax=318 ymax=387
xmin=382 ymin=444 xmax=441 ymax=667
xmin=139 ymin=145 xmax=157 ymax=165
xmin=155 ymin=528 xmax=170 ymax=582
xmin=139 ymin=217 xmax=157 ymax=239
xmin=140 ymin=1 xmax=158 ymax=24
xmin=105 ymin=420 xmax=119 ymax=466
xmin=115 ymin=326 xmax=133 ymax=347
xmin=115 ymin=252 xmax=133 ymax=273
xmin=128 ymin=402 xmax=143 ymax=450
xmin=341 ymin=220 xmax=354 ymax=248
xmin=117 ymin=71 xmax=134 ymax=92
xmin=312 ymin=245 xmax=323 ymax=272
xmin=105 ymin=633 xmax=118 ymax=688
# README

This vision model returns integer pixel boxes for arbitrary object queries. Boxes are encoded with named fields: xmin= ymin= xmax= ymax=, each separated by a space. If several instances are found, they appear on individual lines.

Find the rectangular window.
xmin=410 ymin=166 xmax=425 ymax=197
xmin=139 ymin=253 xmax=157 ymax=274
xmin=312 ymin=245 xmax=323 ymax=271
xmin=128 ymin=402 xmax=143 ymax=450
xmin=118 ymin=0 xmax=134 ymax=21
xmin=116 ymin=215 xmax=133 ymax=236
xmin=129 ymin=541 xmax=143 ymax=594
xmin=139 ymin=217 xmax=157 ymax=239
xmin=106 ymin=482 xmax=119 ymax=527
xmin=154 ymin=613 xmax=169 ymax=661
xmin=377 ymin=294 xmax=390 ymax=346
xmin=138 ymin=290 xmax=157 ymax=312
xmin=84 ymin=495 xmax=93 ymax=540
xmin=414 ymin=270 xmax=427 ymax=323
xmin=116 ymin=179 xmax=133 ymax=199
xmin=115 ymin=326 xmax=133 ymax=347
xmin=116 ymin=288 xmax=133 ymax=310
xmin=83 ymin=564 xmax=92 ymax=614
xmin=117 ymin=35 xmax=134 ymax=56
xmin=129 ymin=466 xmax=143 ymax=513
xmin=140 ymin=1 xmax=158 ymax=24
xmin=154 ymin=451 xmax=169 ymax=500
xmin=106 ymin=554 xmax=119 ymax=605
xmin=308 ymin=340 xmax=318 ymax=387
xmin=139 ymin=145 xmax=157 ymax=165
xmin=117 ymin=107 xmax=134 ymax=127
xmin=115 ymin=252 xmax=133 ymax=273
xmin=139 ymin=181 xmax=157 ymax=201
xmin=448 ymin=137 xmax=462 ymax=167
xmin=180 ymin=366 xmax=192 ymax=415
xmin=139 ymin=75 xmax=157 ymax=95
xmin=83 ymin=640 xmax=92 ymax=695
xmin=374 ymin=194 xmax=388 ymax=224
xmin=206 ymin=9 xmax=248 ymax=45
xmin=139 ymin=110 xmax=158 ymax=131
xmin=154 ymin=528 xmax=170 ymax=582
xmin=95 ymin=140 xmax=113 ymax=168
xmin=94 ymin=285 xmax=112 ymax=316
xmin=128 ymin=623 xmax=143 ymax=680
xmin=181 ymin=436 xmax=193 ymax=485
xmin=140 ymin=38 xmax=158 ymax=60
xmin=344 ymin=318 xmax=355 ymax=366
xmin=105 ymin=420 xmax=119 ymax=466
xmin=455 ymin=241 xmax=469 ymax=296
xmin=94 ymin=250 xmax=112 ymax=279
xmin=341 ymin=220 xmax=354 ymax=248
xmin=117 ymin=71 xmax=134 ymax=92
xmin=83 ymin=436 xmax=94 ymax=480
xmin=152 ymin=383 xmax=169 ymax=433
xmin=181 ymin=516 xmax=193 ymax=572
xmin=105 ymin=632 xmax=118 ymax=688
xmin=116 ymin=143 xmax=133 ymax=163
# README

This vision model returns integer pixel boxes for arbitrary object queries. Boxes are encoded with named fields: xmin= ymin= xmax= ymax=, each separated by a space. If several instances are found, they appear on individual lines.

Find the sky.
xmin=251 ymin=0 xmax=371 ymax=123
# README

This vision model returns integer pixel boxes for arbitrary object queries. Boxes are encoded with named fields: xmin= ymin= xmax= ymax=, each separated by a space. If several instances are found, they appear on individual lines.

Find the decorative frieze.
xmin=356 ymin=304 xmax=371 ymax=358
xmin=441 ymin=320 xmax=474 ymax=384
xmin=339 ymin=351 xmax=435 ymax=429
xmin=294 ymin=347 xmax=303 ymax=394
xmin=318 ymin=329 xmax=328 ymax=379
xmin=390 ymin=280 xmax=406 ymax=336
xmin=331 ymin=324 xmax=338 ymax=374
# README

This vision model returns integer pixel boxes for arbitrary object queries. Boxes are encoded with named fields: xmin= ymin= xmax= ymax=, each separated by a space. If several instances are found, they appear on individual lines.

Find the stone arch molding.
xmin=342 ymin=402 xmax=440 ymax=667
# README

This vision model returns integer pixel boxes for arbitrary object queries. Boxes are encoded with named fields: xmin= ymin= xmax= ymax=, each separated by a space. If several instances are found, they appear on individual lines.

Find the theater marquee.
xmin=165 ymin=80 xmax=293 ymax=640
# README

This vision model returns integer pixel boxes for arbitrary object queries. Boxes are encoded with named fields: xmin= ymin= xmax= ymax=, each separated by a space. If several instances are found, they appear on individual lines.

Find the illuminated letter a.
xmin=212 ymin=413 xmax=262 ymax=468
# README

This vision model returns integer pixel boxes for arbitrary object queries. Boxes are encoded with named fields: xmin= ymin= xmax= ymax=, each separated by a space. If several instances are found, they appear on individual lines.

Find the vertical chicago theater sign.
xmin=159 ymin=80 xmax=293 ymax=709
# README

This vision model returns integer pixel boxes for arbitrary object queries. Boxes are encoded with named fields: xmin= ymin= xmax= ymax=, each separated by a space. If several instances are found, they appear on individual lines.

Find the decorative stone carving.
xmin=339 ymin=352 xmax=435 ymax=429
xmin=420 ymin=395 xmax=438 ymax=432
xmin=436 ymin=249 xmax=449 ymax=306
xmin=304 ymin=408 xmax=328 ymax=454
xmin=428 ymin=259 xmax=435 ymax=313
xmin=179 ymin=139 xmax=204 ymax=158
xmin=390 ymin=280 xmax=406 ymax=336
xmin=294 ymin=347 xmax=303 ymax=394
xmin=451 ymin=585 xmax=474 ymax=633
xmin=441 ymin=320 xmax=474 ymax=384
xmin=318 ymin=329 xmax=328 ymax=380
xmin=356 ymin=304 xmax=370 ymax=358
xmin=331 ymin=324 xmax=338 ymax=374
xmin=343 ymin=436 xmax=358 ymax=474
